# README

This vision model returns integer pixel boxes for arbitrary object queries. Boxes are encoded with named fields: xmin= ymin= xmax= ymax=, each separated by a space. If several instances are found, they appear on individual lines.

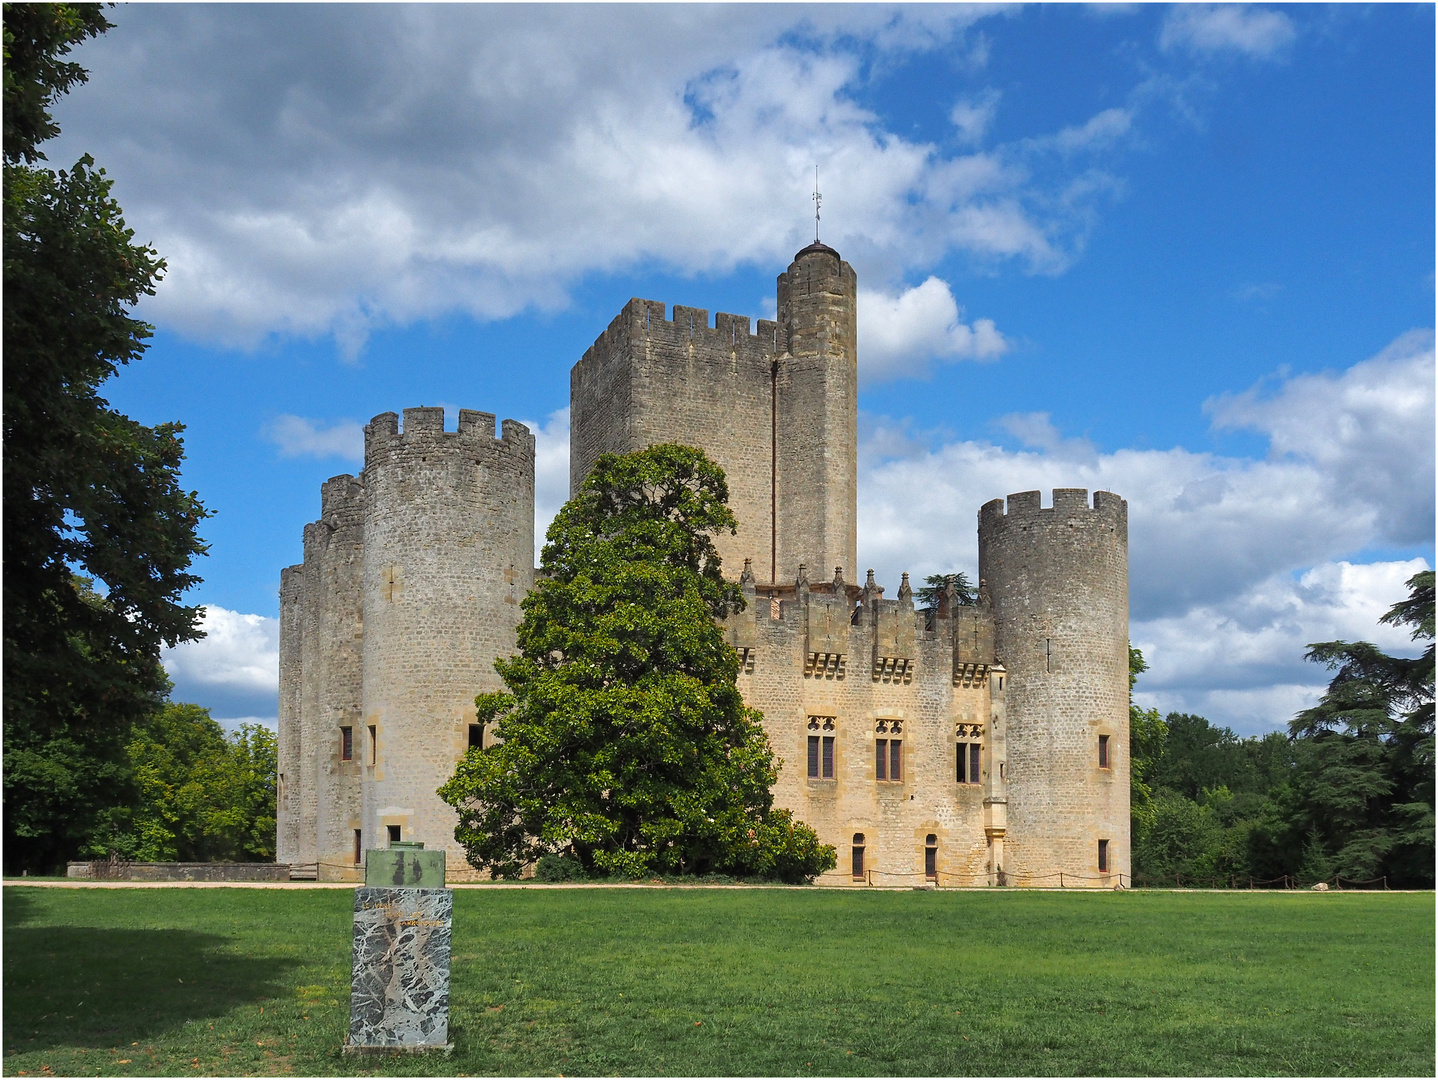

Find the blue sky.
xmin=50 ymin=3 xmax=1434 ymax=733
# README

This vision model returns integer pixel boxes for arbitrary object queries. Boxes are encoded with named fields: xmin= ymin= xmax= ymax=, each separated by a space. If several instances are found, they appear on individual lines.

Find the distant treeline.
xmin=1131 ymin=571 xmax=1434 ymax=889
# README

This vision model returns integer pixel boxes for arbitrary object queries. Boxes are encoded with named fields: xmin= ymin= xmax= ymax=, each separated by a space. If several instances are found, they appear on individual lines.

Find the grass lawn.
xmin=3 ymin=885 xmax=1432 ymax=1077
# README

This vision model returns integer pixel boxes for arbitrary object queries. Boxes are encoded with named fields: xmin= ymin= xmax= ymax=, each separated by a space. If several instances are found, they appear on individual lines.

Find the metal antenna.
xmin=812 ymin=165 xmax=822 ymax=243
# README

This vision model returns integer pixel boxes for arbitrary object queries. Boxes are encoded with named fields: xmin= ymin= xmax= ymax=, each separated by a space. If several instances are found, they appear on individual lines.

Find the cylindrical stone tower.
xmin=775 ymin=242 xmax=858 ymax=584
xmin=359 ymin=407 xmax=534 ymax=864
xmin=978 ymin=488 xmax=1129 ymax=884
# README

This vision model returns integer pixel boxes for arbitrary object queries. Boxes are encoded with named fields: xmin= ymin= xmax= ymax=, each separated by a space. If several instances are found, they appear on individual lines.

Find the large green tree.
xmin=440 ymin=445 xmax=836 ymax=882
xmin=3 ymin=4 xmax=209 ymax=872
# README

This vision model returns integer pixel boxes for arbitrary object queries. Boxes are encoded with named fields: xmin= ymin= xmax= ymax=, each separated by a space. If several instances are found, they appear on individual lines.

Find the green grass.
xmin=3 ymin=886 xmax=1432 ymax=1076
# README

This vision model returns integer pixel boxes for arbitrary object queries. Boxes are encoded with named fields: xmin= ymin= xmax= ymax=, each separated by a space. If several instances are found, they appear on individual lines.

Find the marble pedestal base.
xmin=346 ymin=886 xmax=452 ymax=1052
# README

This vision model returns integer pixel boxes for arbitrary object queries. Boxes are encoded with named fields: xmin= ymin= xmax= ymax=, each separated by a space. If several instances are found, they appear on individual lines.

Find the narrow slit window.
xmin=822 ymin=735 xmax=835 ymax=778
xmin=970 ymin=742 xmax=981 ymax=785
xmin=890 ymin=739 xmax=902 ymax=782
xmin=1098 ymin=734 xmax=1110 ymax=769
xmin=1098 ymin=839 xmax=1109 ymax=873
xmin=875 ymin=739 xmax=888 ymax=781
xmin=368 ymin=725 xmax=377 ymax=765
xmin=340 ymin=726 xmax=353 ymax=761
xmin=807 ymin=735 xmax=820 ymax=778
xmin=387 ymin=824 xmax=401 ymax=845
xmin=852 ymin=833 xmax=866 ymax=880
xmin=353 ymin=829 xmax=362 ymax=864
xmin=924 ymin=834 xmax=937 ymax=880
xmin=469 ymin=723 xmax=484 ymax=750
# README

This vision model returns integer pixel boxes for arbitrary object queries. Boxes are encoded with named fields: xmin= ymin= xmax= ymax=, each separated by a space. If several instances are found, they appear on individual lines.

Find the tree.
xmin=1127 ymin=645 xmax=1166 ymax=846
xmin=95 ymin=704 xmax=277 ymax=863
xmin=439 ymin=444 xmax=836 ymax=882
xmin=3 ymin=4 xmax=210 ymax=872
xmin=915 ymin=572 xmax=976 ymax=613
xmin=1281 ymin=570 xmax=1434 ymax=885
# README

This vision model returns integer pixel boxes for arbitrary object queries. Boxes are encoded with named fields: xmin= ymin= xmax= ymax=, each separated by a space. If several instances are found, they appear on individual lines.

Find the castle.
xmin=277 ymin=242 xmax=1131 ymax=886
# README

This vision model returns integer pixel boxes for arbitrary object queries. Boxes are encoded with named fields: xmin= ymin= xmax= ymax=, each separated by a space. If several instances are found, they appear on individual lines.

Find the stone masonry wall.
xmin=276 ymin=565 xmax=304 ymax=865
xmin=979 ymin=489 xmax=1130 ymax=884
xmin=360 ymin=408 xmax=534 ymax=868
xmin=569 ymin=298 xmax=778 ymax=580
xmin=733 ymin=574 xmax=1004 ymax=886
xmin=314 ymin=475 xmax=366 ymax=880
xmin=775 ymin=244 xmax=858 ymax=585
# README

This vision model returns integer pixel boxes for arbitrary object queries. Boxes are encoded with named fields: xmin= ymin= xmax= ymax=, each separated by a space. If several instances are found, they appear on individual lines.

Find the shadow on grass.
xmin=4 ymin=917 xmax=298 ymax=1053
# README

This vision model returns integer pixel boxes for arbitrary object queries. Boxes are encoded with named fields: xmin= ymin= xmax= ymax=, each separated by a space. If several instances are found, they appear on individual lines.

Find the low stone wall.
xmin=66 ymin=861 xmax=290 ymax=882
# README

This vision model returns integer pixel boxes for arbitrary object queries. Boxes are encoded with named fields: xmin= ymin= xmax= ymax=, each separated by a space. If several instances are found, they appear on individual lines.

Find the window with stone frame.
xmin=875 ymin=719 xmax=902 ymax=781
xmin=1098 ymin=838 xmax=1110 ymax=873
xmin=806 ymin=716 xmax=836 ymax=779
xmin=1098 ymin=733 xmax=1110 ymax=769
xmin=851 ymin=833 xmax=866 ymax=880
xmin=341 ymin=726 xmax=353 ymax=761
xmin=924 ymin=833 xmax=938 ymax=880
xmin=955 ymin=722 xmax=983 ymax=783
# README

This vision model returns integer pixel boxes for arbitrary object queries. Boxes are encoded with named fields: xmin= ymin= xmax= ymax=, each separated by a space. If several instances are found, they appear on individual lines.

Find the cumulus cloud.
xmin=950 ymin=89 xmax=1000 ymax=145
xmin=524 ymin=407 xmax=571 ymax=563
xmin=162 ymin=605 xmax=279 ymax=722
xmin=263 ymin=414 xmax=365 ymax=462
xmin=50 ymin=5 xmax=1126 ymax=351
xmin=858 ymin=278 xmax=1007 ymax=382
xmin=856 ymin=332 xmax=1435 ymax=733
xmin=1132 ymin=558 xmax=1430 ymax=732
xmin=1160 ymin=5 xmax=1296 ymax=59
xmin=1207 ymin=329 xmax=1435 ymax=546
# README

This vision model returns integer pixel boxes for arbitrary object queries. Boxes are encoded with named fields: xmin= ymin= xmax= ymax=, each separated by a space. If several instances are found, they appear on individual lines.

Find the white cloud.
xmin=1160 ymin=5 xmax=1296 ymax=59
xmin=856 ymin=332 xmax=1435 ymax=733
xmin=858 ymin=277 xmax=1007 ymax=382
xmin=163 ymin=605 xmax=280 ymax=719
xmin=1207 ymin=329 xmax=1435 ymax=546
xmin=1029 ymin=107 xmax=1134 ymax=155
xmin=1131 ymin=558 xmax=1429 ymax=731
xmin=50 ymin=6 xmax=1123 ymax=350
xmin=950 ymin=89 xmax=1000 ymax=145
xmin=522 ymin=407 xmax=571 ymax=563
xmin=263 ymin=415 xmax=364 ymax=462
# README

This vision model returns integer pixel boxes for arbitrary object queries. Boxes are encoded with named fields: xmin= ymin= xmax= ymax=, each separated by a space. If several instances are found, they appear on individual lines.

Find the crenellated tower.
xmin=978 ymin=489 xmax=1130 ymax=883
xmin=360 ymin=408 xmax=534 ymax=867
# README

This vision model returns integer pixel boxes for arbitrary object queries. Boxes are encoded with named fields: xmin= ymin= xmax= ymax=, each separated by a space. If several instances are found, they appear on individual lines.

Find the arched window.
xmin=851 ymin=833 xmax=866 ymax=881
xmin=924 ymin=834 xmax=938 ymax=880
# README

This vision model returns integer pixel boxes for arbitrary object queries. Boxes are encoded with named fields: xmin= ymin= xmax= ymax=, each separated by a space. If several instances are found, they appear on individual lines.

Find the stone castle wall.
xmin=569 ymin=298 xmax=777 ymax=581
xmin=279 ymin=240 xmax=1131 ymax=887
xmin=277 ymin=408 xmax=535 ymax=879
xmin=979 ymin=489 xmax=1130 ymax=884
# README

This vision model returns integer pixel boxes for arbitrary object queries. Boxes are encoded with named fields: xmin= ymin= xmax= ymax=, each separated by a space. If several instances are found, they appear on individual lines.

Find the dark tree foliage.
xmin=3 ymin=4 xmax=210 ymax=873
xmin=99 ymin=704 xmax=278 ymax=863
xmin=915 ymin=572 xmax=976 ymax=612
xmin=439 ymin=445 xmax=837 ymax=882
xmin=1132 ymin=572 xmax=1434 ymax=888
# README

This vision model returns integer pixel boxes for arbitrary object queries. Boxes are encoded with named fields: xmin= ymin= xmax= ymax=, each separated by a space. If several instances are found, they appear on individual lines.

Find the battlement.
xmin=363 ymin=408 xmax=533 ymax=471
xmin=319 ymin=474 xmax=365 ymax=526
xmin=579 ymin=297 xmax=781 ymax=371
xmin=979 ymin=488 xmax=1127 ymax=529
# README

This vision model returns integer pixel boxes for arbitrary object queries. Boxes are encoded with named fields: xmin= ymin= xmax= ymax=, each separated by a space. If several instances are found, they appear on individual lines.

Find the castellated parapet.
xmin=570 ymin=243 xmax=856 ymax=587
xmin=282 ymin=242 xmax=1130 ymax=886
xmin=978 ymin=489 xmax=1130 ymax=883
xmin=277 ymin=409 xmax=534 ymax=879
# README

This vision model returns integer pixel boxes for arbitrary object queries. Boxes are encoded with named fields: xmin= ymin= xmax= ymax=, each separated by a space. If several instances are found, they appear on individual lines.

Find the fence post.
xmin=1059 ymin=872 xmax=1064 ymax=888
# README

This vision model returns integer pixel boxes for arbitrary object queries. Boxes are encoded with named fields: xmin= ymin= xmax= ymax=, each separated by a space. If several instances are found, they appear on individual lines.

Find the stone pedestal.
xmin=345 ymin=883 xmax=452 ymax=1053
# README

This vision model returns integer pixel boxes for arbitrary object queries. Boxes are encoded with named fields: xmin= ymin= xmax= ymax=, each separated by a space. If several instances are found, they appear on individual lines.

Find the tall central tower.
xmin=774 ymin=241 xmax=858 ymax=584
xmin=568 ymin=242 xmax=858 ymax=585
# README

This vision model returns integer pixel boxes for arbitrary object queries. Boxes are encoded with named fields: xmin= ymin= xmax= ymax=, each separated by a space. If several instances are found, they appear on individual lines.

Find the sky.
xmin=47 ymin=3 xmax=1434 ymax=735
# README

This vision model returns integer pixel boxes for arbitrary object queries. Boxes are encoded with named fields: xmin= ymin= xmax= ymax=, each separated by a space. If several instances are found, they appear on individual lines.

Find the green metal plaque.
xmin=364 ymin=847 xmax=446 ymax=888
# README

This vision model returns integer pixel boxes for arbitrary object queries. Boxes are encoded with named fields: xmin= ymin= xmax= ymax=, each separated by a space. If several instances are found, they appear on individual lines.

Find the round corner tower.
xmin=359 ymin=407 xmax=535 ymax=863
xmin=978 ymin=488 xmax=1130 ymax=884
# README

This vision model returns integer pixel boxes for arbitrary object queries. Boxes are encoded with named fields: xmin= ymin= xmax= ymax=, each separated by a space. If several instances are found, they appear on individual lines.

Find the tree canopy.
xmin=1130 ymin=571 xmax=1434 ymax=888
xmin=3 ymin=3 xmax=210 ymax=872
xmin=439 ymin=444 xmax=836 ymax=882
